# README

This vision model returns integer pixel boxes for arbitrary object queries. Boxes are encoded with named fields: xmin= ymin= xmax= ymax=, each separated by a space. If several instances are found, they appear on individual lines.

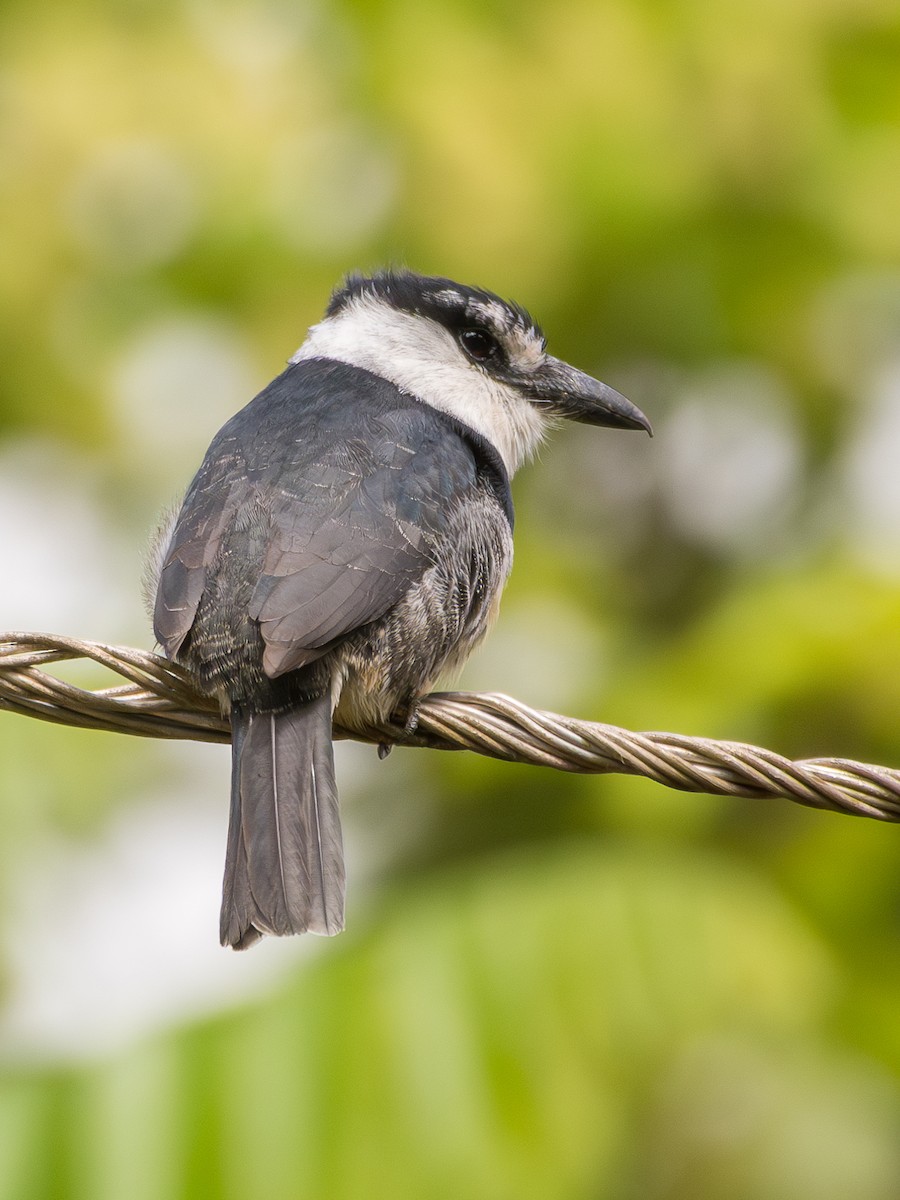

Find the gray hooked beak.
xmin=527 ymin=356 xmax=652 ymax=434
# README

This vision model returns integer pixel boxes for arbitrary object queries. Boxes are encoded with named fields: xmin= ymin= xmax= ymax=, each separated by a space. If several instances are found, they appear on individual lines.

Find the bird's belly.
xmin=333 ymin=507 xmax=511 ymax=732
xmin=331 ymin=599 xmax=492 ymax=731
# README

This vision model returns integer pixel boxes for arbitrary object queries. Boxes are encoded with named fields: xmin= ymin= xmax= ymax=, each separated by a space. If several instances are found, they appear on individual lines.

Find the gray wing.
xmin=154 ymin=360 xmax=484 ymax=679
xmin=247 ymin=434 xmax=443 ymax=677
xmin=152 ymin=469 xmax=246 ymax=659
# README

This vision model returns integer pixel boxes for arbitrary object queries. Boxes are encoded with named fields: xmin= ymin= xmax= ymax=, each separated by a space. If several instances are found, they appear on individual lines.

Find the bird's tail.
xmin=221 ymin=696 xmax=345 ymax=949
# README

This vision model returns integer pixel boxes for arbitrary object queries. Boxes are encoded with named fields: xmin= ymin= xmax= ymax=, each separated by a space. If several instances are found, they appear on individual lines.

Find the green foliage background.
xmin=1 ymin=0 xmax=900 ymax=1196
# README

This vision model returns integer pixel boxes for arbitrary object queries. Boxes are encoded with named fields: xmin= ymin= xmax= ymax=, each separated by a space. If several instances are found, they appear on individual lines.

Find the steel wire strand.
xmin=2 ymin=631 xmax=899 ymax=822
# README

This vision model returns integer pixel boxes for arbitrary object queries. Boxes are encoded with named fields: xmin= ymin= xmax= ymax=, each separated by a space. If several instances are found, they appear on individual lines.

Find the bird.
xmin=150 ymin=269 xmax=651 ymax=949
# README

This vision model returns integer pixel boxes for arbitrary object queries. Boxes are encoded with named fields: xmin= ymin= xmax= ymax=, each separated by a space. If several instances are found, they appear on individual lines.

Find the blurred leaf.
xmin=1 ymin=842 xmax=854 ymax=1199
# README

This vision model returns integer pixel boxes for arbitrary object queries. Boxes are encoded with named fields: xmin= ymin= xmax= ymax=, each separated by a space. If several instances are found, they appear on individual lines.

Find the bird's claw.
xmin=403 ymin=700 xmax=420 ymax=737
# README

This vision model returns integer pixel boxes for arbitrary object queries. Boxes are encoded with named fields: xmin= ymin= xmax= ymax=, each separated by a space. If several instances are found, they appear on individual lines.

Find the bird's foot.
xmin=403 ymin=700 xmax=421 ymax=737
xmin=378 ymin=700 xmax=420 ymax=759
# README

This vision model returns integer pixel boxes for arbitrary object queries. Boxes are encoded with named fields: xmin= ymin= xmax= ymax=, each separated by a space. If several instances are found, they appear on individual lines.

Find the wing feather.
xmin=153 ymin=360 xmax=491 ymax=677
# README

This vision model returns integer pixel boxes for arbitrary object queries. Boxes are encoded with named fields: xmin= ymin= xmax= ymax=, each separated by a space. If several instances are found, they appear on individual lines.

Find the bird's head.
xmin=291 ymin=269 xmax=651 ymax=474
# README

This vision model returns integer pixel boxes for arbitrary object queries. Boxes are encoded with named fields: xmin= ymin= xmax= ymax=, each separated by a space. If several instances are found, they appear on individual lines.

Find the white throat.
xmin=290 ymin=296 xmax=548 ymax=475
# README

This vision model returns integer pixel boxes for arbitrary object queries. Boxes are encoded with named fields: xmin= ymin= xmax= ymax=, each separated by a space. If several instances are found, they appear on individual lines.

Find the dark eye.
xmin=458 ymin=328 xmax=498 ymax=363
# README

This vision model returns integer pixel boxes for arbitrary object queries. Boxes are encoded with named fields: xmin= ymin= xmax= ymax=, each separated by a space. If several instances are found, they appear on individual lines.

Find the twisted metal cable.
xmin=2 ymin=631 xmax=899 ymax=823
